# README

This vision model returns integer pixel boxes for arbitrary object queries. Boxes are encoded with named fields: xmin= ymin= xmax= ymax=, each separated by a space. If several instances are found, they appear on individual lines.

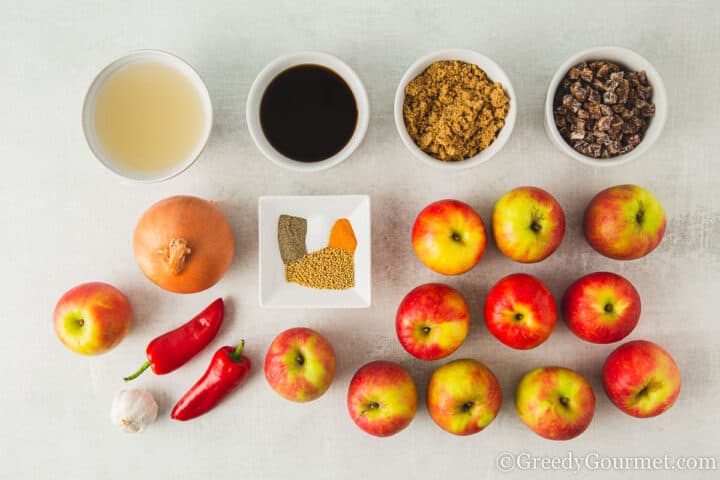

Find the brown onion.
xmin=133 ymin=196 xmax=234 ymax=293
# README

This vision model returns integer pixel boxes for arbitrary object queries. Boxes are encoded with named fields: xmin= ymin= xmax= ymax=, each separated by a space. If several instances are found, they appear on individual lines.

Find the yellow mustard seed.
xmin=285 ymin=247 xmax=355 ymax=290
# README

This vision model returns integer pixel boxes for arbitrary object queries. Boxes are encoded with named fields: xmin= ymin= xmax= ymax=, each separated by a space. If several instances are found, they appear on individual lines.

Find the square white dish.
xmin=258 ymin=195 xmax=371 ymax=308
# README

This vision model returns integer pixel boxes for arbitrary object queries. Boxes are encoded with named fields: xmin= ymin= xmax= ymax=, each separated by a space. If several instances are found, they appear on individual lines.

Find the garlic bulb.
xmin=111 ymin=389 xmax=158 ymax=433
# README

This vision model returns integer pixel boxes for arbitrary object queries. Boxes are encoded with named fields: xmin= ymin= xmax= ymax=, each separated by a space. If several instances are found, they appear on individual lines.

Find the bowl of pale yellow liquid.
xmin=83 ymin=50 xmax=212 ymax=182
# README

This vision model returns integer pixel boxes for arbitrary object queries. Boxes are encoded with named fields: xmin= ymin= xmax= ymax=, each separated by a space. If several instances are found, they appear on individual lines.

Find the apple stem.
xmin=123 ymin=361 xmax=151 ymax=382
xmin=636 ymin=203 xmax=645 ymax=224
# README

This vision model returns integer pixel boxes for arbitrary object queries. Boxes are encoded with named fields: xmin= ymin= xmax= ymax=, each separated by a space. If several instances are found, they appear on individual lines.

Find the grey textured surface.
xmin=1 ymin=0 xmax=719 ymax=478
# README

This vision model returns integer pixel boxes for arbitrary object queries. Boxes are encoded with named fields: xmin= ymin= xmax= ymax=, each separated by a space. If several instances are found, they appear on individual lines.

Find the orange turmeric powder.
xmin=328 ymin=218 xmax=357 ymax=254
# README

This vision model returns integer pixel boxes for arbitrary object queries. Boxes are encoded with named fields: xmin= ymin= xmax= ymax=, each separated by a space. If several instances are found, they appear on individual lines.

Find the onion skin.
xmin=133 ymin=196 xmax=234 ymax=294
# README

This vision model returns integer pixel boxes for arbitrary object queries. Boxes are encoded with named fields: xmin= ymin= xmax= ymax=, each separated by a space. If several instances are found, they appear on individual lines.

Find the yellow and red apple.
xmin=584 ymin=185 xmax=666 ymax=260
xmin=492 ymin=186 xmax=565 ymax=263
xmin=602 ymin=340 xmax=681 ymax=418
xmin=426 ymin=359 xmax=502 ymax=436
xmin=411 ymin=199 xmax=486 ymax=275
xmin=515 ymin=366 xmax=595 ymax=441
xmin=264 ymin=327 xmax=336 ymax=403
xmin=347 ymin=361 xmax=417 ymax=437
xmin=484 ymin=273 xmax=557 ymax=350
xmin=53 ymin=282 xmax=132 ymax=355
xmin=396 ymin=283 xmax=469 ymax=360
xmin=563 ymin=272 xmax=641 ymax=343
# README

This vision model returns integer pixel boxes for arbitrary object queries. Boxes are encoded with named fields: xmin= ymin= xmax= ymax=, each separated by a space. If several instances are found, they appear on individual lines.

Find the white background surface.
xmin=2 ymin=1 xmax=719 ymax=478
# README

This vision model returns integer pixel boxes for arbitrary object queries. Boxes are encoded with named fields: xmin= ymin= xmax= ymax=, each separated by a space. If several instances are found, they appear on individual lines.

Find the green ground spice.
xmin=277 ymin=214 xmax=307 ymax=264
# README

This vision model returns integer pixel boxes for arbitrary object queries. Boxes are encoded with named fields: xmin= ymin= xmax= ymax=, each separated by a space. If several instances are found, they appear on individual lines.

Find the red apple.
xmin=584 ymin=184 xmax=666 ymax=260
xmin=426 ymin=359 xmax=502 ymax=436
xmin=484 ymin=273 xmax=557 ymax=349
xmin=347 ymin=361 xmax=417 ymax=437
xmin=563 ymin=272 xmax=641 ymax=343
xmin=515 ymin=366 xmax=595 ymax=441
xmin=264 ymin=327 xmax=336 ymax=403
xmin=492 ymin=186 xmax=565 ymax=263
xmin=603 ymin=340 xmax=681 ymax=418
xmin=53 ymin=282 xmax=132 ymax=355
xmin=396 ymin=283 xmax=470 ymax=360
xmin=411 ymin=199 xmax=486 ymax=275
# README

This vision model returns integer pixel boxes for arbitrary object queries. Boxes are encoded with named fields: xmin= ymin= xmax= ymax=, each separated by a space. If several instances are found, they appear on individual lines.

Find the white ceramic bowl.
xmin=82 ymin=50 xmax=213 ymax=182
xmin=394 ymin=49 xmax=517 ymax=169
xmin=246 ymin=52 xmax=370 ymax=172
xmin=544 ymin=46 xmax=667 ymax=167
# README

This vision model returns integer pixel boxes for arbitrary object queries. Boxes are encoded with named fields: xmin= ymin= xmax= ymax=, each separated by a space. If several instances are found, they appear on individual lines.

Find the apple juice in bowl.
xmin=83 ymin=50 xmax=212 ymax=182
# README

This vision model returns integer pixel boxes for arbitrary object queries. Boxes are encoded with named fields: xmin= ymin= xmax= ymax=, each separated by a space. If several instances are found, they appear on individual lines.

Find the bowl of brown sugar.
xmin=394 ymin=49 xmax=517 ymax=169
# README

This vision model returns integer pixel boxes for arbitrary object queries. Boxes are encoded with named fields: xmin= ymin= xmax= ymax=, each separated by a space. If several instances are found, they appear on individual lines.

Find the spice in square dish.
xmin=278 ymin=216 xmax=356 ymax=290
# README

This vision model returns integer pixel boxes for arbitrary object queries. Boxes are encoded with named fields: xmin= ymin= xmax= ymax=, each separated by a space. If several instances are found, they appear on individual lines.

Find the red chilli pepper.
xmin=123 ymin=298 xmax=224 ymax=381
xmin=171 ymin=340 xmax=251 ymax=421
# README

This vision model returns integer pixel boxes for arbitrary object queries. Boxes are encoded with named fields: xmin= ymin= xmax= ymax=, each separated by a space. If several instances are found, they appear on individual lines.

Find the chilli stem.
xmin=123 ymin=360 xmax=151 ymax=382
xmin=229 ymin=340 xmax=245 ymax=362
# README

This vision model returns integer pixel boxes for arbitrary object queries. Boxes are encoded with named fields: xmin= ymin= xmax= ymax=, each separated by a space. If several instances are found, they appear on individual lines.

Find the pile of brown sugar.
xmin=403 ymin=60 xmax=510 ymax=161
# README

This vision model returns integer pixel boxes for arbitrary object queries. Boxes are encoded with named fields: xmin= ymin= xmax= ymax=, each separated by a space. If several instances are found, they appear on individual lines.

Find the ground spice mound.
xmin=277 ymin=214 xmax=307 ymax=264
xmin=403 ymin=60 xmax=510 ymax=161
xmin=285 ymin=247 xmax=355 ymax=290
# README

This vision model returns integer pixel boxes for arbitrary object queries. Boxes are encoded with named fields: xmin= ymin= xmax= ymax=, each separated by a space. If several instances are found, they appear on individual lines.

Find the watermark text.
xmin=496 ymin=451 xmax=717 ymax=473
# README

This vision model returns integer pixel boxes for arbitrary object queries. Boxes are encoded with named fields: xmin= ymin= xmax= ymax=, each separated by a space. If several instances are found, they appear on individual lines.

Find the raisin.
xmin=570 ymin=81 xmax=588 ymax=100
xmin=580 ymin=67 xmax=594 ymax=82
xmin=640 ymin=103 xmax=656 ymax=117
xmin=603 ymin=91 xmax=618 ymax=104
xmin=596 ymin=116 xmax=613 ymax=132
xmin=596 ymin=63 xmax=610 ymax=78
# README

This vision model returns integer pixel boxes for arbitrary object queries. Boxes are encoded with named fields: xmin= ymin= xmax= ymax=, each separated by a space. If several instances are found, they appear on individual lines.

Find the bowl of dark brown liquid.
xmin=247 ymin=52 xmax=369 ymax=172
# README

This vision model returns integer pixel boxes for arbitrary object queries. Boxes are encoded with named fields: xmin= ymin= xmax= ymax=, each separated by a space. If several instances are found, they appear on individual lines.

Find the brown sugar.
xmin=403 ymin=60 xmax=510 ymax=161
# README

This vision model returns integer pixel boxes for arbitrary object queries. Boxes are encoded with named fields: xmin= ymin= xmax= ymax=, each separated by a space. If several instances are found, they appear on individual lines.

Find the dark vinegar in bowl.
xmin=260 ymin=64 xmax=358 ymax=162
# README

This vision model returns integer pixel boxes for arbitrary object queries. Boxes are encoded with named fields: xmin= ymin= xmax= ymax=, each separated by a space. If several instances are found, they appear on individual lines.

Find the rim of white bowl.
xmin=82 ymin=49 xmax=213 ymax=183
xmin=394 ymin=49 xmax=517 ymax=169
xmin=246 ymin=51 xmax=370 ymax=173
xmin=544 ymin=46 xmax=668 ymax=167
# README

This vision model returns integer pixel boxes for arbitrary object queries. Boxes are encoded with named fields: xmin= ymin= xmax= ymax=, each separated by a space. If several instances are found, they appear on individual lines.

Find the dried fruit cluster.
xmin=553 ymin=60 xmax=655 ymax=159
